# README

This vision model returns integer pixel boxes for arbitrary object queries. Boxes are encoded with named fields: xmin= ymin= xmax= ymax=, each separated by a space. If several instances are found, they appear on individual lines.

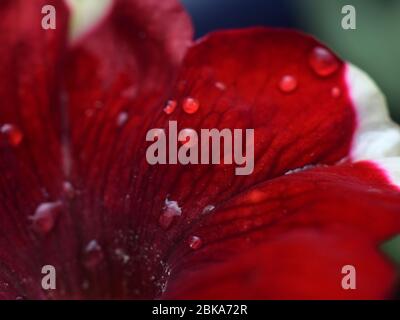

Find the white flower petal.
xmin=346 ymin=64 xmax=400 ymax=160
xmin=65 ymin=0 xmax=113 ymax=44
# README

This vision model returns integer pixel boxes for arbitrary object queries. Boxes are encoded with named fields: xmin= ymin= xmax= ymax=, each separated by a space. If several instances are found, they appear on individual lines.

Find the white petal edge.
xmin=64 ymin=0 xmax=114 ymax=44
xmin=346 ymin=63 xmax=400 ymax=161
xmin=346 ymin=64 xmax=400 ymax=189
xmin=368 ymin=158 xmax=400 ymax=190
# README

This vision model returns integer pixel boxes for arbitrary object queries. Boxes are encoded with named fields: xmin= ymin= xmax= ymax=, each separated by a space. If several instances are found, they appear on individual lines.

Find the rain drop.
xmin=309 ymin=47 xmax=339 ymax=77
xmin=331 ymin=86 xmax=341 ymax=98
xmin=163 ymin=100 xmax=177 ymax=115
xmin=117 ymin=112 xmax=129 ymax=127
xmin=1 ymin=124 xmax=23 ymax=147
xmin=279 ymin=75 xmax=297 ymax=93
xmin=182 ymin=97 xmax=199 ymax=114
xmin=188 ymin=236 xmax=202 ymax=250
xmin=215 ymin=81 xmax=226 ymax=91
xmin=82 ymin=280 xmax=90 ymax=290
xmin=159 ymin=198 xmax=182 ymax=230
xmin=30 ymin=201 xmax=62 ymax=235
xmin=115 ymin=248 xmax=130 ymax=264
xmin=62 ymin=181 xmax=75 ymax=199
xmin=202 ymin=205 xmax=215 ymax=215
xmin=82 ymin=240 xmax=104 ymax=269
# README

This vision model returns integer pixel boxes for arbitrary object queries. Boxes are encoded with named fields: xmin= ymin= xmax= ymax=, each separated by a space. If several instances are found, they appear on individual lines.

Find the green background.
xmin=296 ymin=0 xmax=400 ymax=122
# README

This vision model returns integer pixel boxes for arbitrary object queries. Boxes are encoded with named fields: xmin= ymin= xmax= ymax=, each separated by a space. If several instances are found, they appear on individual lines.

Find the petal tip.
xmin=346 ymin=64 xmax=400 ymax=161
xmin=370 ymin=158 xmax=400 ymax=190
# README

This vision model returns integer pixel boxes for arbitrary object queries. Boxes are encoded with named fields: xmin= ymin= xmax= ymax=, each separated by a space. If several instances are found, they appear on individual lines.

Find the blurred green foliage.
xmin=382 ymin=234 xmax=400 ymax=266
xmin=295 ymin=0 xmax=400 ymax=122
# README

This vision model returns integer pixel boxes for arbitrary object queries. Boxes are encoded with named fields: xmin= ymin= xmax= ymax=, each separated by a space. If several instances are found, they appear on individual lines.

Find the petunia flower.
xmin=0 ymin=0 xmax=400 ymax=300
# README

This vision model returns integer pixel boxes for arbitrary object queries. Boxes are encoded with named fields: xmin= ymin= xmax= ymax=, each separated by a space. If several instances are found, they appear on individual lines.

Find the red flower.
xmin=0 ymin=0 xmax=399 ymax=300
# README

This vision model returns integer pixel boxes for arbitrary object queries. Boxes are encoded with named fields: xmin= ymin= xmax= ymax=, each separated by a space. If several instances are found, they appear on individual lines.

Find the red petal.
xmin=161 ymin=162 xmax=400 ymax=299
xmin=0 ymin=0 xmax=69 ymax=299
xmin=0 ymin=0 xmax=193 ymax=299
xmin=1 ymin=0 xmax=399 ymax=300
xmin=136 ymin=28 xmax=356 ymax=225
xmin=81 ymin=28 xmax=363 ymax=298
xmin=163 ymin=228 xmax=397 ymax=299
xmin=62 ymin=0 xmax=193 ymax=298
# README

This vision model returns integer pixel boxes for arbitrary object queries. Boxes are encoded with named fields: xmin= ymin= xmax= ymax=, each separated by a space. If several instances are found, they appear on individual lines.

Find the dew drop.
xmin=82 ymin=240 xmax=104 ymax=269
xmin=247 ymin=190 xmax=265 ymax=203
xmin=116 ymin=112 xmax=129 ymax=127
xmin=163 ymin=100 xmax=177 ymax=115
xmin=182 ymin=97 xmax=199 ymax=114
xmin=62 ymin=181 xmax=75 ymax=199
xmin=159 ymin=198 xmax=182 ymax=230
xmin=331 ymin=86 xmax=341 ymax=98
xmin=202 ymin=205 xmax=215 ymax=215
xmin=279 ymin=75 xmax=297 ymax=93
xmin=188 ymin=236 xmax=202 ymax=250
xmin=1 ymin=124 xmax=23 ymax=147
xmin=82 ymin=280 xmax=90 ymax=290
xmin=115 ymin=248 xmax=130 ymax=264
xmin=309 ymin=47 xmax=339 ymax=77
xmin=30 ymin=201 xmax=62 ymax=235
xmin=215 ymin=81 xmax=226 ymax=91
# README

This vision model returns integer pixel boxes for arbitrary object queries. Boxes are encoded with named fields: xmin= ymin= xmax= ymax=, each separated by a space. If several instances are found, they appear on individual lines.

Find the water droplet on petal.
xmin=163 ymin=100 xmax=177 ymax=115
xmin=82 ymin=280 xmax=90 ymax=290
xmin=30 ymin=201 xmax=63 ymax=235
xmin=248 ymin=190 xmax=266 ymax=203
xmin=159 ymin=198 xmax=182 ymax=230
xmin=1 ymin=124 xmax=23 ymax=147
xmin=62 ymin=181 xmax=75 ymax=199
xmin=117 ymin=112 xmax=129 ymax=127
xmin=215 ymin=81 xmax=226 ymax=91
xmin=279 ymin=75 xmax=297 ymax=93
xmin=189 ymin=236 xmax=202 ymax=250
xmin=331 ymin=86 xmax=341 ymax=98
xmin=202 ymin=205 xmax=215 ymax=215
xmin=182 ymin=97 xmax=199 ymax=114
xmin=115 ymin=248 xmax=130 ymax=264
xmin=309 ymin=47 xmax=339 ymax=77
xmin=82 ymin=240 xmax=104 ymax=269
